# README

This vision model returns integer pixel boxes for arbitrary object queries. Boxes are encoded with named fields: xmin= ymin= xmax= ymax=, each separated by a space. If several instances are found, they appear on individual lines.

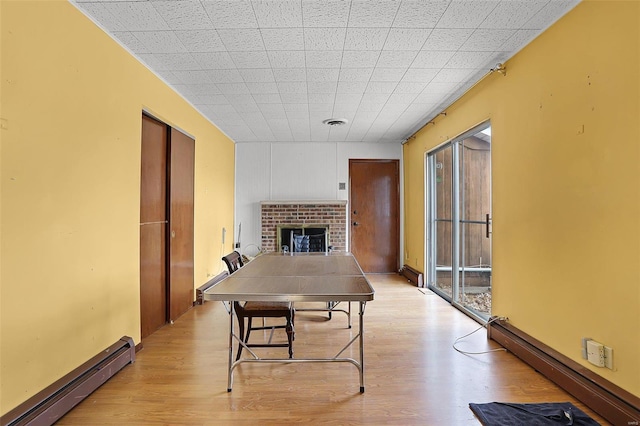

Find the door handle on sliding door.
xmin=485 ymin=214 xmax=491 ymax=238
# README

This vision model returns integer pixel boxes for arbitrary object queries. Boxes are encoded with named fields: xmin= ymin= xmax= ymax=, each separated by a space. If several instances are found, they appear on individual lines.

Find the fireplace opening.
xmin=278 ymin=225 xmax=329 ymax=252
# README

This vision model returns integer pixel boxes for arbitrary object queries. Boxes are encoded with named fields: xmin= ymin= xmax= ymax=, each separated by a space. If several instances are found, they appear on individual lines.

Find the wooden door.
xmin=140 ymin=115 xmax=168 ymax=339
xmin=168 ymin=128 xmax=195 ymax=321
xmin=349 ymin=159 xmax=400 ymax=273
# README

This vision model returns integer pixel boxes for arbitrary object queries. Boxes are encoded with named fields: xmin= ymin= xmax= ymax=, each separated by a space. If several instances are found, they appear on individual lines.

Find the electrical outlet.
xmin=581 ymin=337 xmax=592 ymax=360
xmin=604 ymin=346 xmax=614 ymax=370
xmin=586 ymin=340 xmax=605 ymax=367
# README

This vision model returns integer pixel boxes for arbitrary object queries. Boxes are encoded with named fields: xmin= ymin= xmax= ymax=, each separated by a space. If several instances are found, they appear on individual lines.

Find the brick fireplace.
xmin=261 ymin=201 xmax=347 ymax=253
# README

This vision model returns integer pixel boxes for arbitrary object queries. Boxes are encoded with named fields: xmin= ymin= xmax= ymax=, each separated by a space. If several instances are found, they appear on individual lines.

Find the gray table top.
xmin=204 ymin=252 xmax=375 ymax=302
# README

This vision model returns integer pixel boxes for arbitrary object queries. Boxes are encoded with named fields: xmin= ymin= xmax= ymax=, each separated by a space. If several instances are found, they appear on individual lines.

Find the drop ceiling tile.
xmin=280 ymin=92 xmax=309 ymax=103
xmin=187 ymin=83 xmax=221 ymax=95
xmin=216 ymin=82 xmax=251 ymax=95
xmin=524 ymin=1 xmax=580 ymax=29
xmin=253 ymin=93 xmax=283 ymax=103
xmin=191 ymin=52 xmax=236 ymax=69
xmin=137 ymin=53 xmax=168 ymax=71
xmin=239 ymin=68 xmax=276 ymax=83
xmin=268 ymin=51 xmax=306 ymax=68
xmin=393 ymin=1 xmax=449 ymax=28
xmin=376 ymin=51 xmax=418 ymax=68
xmin=305 ymin=51 xmax=343 ymax=68
xmin=341 ymin=51 xmax=381 ymax=68
xmin=192 ymin=94 xmax=229 ymax=105
xmin=436 ymin=1 xmax=500 ymax=29
xmin=460 ymin=29 xmax=515 ymax=51
xmin=76 ymin=3 xmax=127 ymax=32
xmin=102 ymin=2 xmax=169 ymax=31
xmin=362 ymin=93 xmax=390 ymax=104
xmin=155 ymin=53 xmax=202 ymax=70
xmin=304 ymin=28 xmax=347 ymax=50
xmin=423 ymin=81 xmax=462 ymax=94
xmin=308 ymin=81 xmax=338 ymax=94
xmin=479 ymin=1 xmax=547 ymax=29
xmin=132 ymin=31 xmax=186 ymax=53
xmin=348 ymin=0 xmax=400 ymax=27
xmin=394 ymin=81 xmax=428 ymax=94
xmin=277 ymin=82 xmax=308 ymax=93
xmin=499 ymin=29 xmax=539 ymax=52
xmin=365 ymin=81 xmax=397 ymax=94
xmin=401 ymin=68 xmax=439 ymax=83
xmin=218 ymin=29 xmax=265 ymax=51
xmin=344 ymin=28 xmax=389 ymax=51
xmin=172 ymin=70 xmax=214 ymax=84
xmin=246 ymin=82 xmax=279 ymax=93
xmin=412 ymin=50 xmax=456 ymax=68
xmin=229 ymin=95 xmax=260 ymax=107
xmin=284 ymin=106 xmax=310 ymax=120
xmin=337 ymin=81 xmax=368 ymax=94
xmin=173 ymin=84 xmax=199 ymax=97
xmin=202 ymin=1 xmax=258 ymax=28
xmin=253 ymin=1 xmax=302 ymax=27
xmin=209 ymin=69 xmax=244 ymax=83
xmin=370 ymin=68 xmax=406 ymax=82
xmin=258 ymin=104 xmax=286 ymax=118
xmin=208 ymin=104 xmax=238 ymax=114
xmin=339 ymin=68 xmax=374 ymax=82
xmin=423 ymin=29 xmax=474 ymax=51
xmin=431 ymin=68 xmax=475 ymax=83
xmin=308 ymin=93 xmax=335 ymax=103
xmin=384 ymin=29 xmax=431 ymax=51
xmin=273 ymin=68 xmax=307 ymax=82
xmin=387 ymin=92 xmax=419 ymax=103
xmin=308 ymin=103 xmax=333 ymax=115
xmin=335 ymin=93 xmax=364 ymax=105
xmin=261 ymin=28 xmax=305 ymax=50
xmin=302 ymin=0 xmax=350 ymax=27
xmin=155 ymin=69 xmax=182 ymax=85
xmin=307 ymin=68 xmax=340 ymax=82
xmin=175 ymin=30 xmax=225 ymax=53
xmin=234 ymin=104 xmax=263 ymax=115
xmin=151 ymin=0 xmax=213 ymax=30
xmin=230 ymin=51 xmax=271 ymax=68
xmin=445 ymin=51 xmax=495 ymax=69
xmin=112 ymin=32 xmax=149 ymax=54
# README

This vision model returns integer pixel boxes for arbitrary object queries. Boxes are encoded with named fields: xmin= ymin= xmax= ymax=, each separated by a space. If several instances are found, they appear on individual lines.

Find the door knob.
xmin=353 ymin=221 xmax=359 ymax=226
xmin=171 ymin=230 xmax=176 ymax=238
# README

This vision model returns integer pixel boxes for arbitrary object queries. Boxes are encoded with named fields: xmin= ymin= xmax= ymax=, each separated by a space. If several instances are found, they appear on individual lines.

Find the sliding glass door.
xmin=426 ymin=123 xmax=492 ymax=321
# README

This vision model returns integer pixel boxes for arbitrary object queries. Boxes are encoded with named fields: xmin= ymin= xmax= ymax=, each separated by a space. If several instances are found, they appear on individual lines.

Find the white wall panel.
xmin=235 ymin=141 xmax=402 ymax=255
xmin=271 ymin=143 xmax=337 ymax=200
xmin=235 ymin=143 xmax=271 ymax=254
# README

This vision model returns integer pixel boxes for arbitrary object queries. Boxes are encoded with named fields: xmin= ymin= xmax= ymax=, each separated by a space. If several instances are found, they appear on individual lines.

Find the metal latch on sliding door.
xmin=485 ymin=214 xmax=492 ymax=238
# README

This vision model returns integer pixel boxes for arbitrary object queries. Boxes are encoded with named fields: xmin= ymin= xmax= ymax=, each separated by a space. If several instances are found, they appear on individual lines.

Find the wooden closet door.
xmin=140 ymin=115 xmax=168 ymax=339
xmin=168 ymin=128 xmax=195 ymax=321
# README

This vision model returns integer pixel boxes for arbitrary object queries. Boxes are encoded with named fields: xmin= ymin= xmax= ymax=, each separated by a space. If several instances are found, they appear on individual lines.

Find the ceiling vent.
xmin=322 ymin=118 xmax=348 ymax=126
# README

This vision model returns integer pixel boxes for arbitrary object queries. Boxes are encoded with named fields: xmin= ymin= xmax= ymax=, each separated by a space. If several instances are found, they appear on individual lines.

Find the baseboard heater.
xmin=196 ymin=270 xmax=228 ymax=305
xmin=487 ymin=318 xmax=640 ymax=425
xmin=400 ymin=264 xmax=424 ymax=287
xmin=1 ymin=336 xmax=135 ymax=426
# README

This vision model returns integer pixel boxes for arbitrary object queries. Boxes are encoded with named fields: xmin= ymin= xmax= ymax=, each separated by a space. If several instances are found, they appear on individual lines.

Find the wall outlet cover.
xmin=586 ymin=340 xmax=605 ymax=367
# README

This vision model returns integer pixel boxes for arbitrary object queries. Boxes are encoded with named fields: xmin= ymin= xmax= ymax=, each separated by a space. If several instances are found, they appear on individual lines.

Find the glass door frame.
xmin=425 ymin=121 xmax=492 ymax=322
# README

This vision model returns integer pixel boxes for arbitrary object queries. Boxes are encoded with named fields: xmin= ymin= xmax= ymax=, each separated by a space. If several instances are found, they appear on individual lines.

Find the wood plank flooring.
xmin=57 ymin=274 xmax=607 ymax=425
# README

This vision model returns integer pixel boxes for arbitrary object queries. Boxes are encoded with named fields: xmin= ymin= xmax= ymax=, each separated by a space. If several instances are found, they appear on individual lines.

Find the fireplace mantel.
xmin=261 ymin=201 xmax=347 ymax=253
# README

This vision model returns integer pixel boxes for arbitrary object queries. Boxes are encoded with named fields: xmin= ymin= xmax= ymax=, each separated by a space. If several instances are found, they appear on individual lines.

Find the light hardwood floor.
xmin=58 ymin=274 xmax=607 ymax=425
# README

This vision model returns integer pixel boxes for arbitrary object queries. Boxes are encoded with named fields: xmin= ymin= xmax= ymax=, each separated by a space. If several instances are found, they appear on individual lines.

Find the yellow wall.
xmin=0 ymin=1 xmax=235 ymax=414
xmin=404 ymin=1 xmax=639 ymax=395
